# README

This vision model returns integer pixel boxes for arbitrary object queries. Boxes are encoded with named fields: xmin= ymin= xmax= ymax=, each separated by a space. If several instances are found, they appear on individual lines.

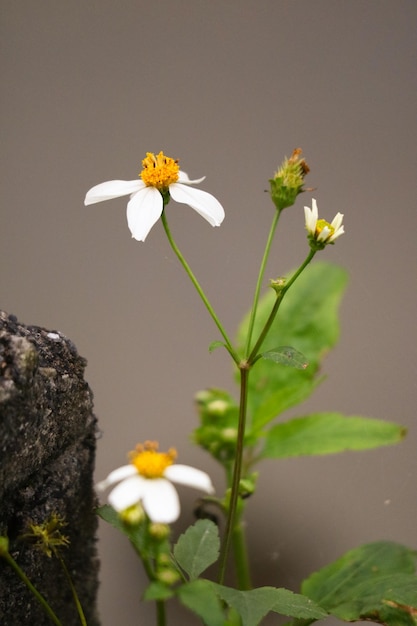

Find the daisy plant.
xmin=85 ymin=149 xmax=414 ymax=626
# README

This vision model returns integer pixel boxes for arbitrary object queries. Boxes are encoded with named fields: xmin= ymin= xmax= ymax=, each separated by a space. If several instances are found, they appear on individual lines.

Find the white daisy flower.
xmin=97 ymin=441 xmax=214 ymax=524
xmin=304 ymin=199 xmax=345 ymax=247
xmin=84 ymin=151 xmax=225 ymax=241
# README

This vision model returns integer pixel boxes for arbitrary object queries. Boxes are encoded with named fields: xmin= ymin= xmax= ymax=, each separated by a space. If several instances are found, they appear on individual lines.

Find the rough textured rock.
xmin=0 ymin=311 xmax=99 ymax=625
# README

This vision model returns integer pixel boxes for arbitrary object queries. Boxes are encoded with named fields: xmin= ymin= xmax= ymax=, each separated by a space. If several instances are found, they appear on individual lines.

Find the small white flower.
xmin=304 ymin=199 xmax=345 ymax=245
xmin=84 ymin=151 xmax=225 ymax=241
xmin=97 ymin=441 xmax=214 ymax=524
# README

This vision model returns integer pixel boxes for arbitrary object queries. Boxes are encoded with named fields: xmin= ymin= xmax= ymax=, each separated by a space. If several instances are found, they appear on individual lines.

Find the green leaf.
xmin=173 ymin=519 xmax=220 ymax=581
xmin=300 ymin=541 xmax=417 ymax=626
xmin=96 ymin=504 xmax=148 ymax=554
xmin=210 ymin=583 xmax=327 ymax=626
xmin=237 ymin=261 xmax=348 ymax=423
xmin=251 ymin=378 xmax=322 ymax=433
xmin=260 ymin=346 xmax=309 ymax=369
xmin=262 ymin=412 xmax=406 ymax=458
xmin=143 ymin=581 xmax=174 ymax=601
xmin=209 ymin=340 xmax=226 ymax=353
xmin=177 ymin=579 xmax=226 ymax=626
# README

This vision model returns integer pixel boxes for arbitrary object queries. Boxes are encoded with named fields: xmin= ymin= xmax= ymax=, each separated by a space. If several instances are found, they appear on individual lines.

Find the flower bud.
xmin=270 ymin=148 xmax=310 ymax=211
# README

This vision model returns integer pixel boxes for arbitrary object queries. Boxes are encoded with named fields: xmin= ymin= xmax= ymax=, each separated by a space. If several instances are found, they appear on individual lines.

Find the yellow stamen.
xmin=129 ymin=441 xmax=177 ymax=479
xmin=140 ymin=151 xmax=180 ymax=190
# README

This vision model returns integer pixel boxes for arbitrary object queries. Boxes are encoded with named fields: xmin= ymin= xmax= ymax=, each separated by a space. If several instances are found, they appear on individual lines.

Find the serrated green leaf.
xmin=301 ymin=541 xmax=417 ymax=625
xmin=237 ymin=261 xmax=348 ymax=421
xmin=262 ymin=412 xmax=406 ymax=458
xmin=173 ymin=519 xmax=220 ymax=581
xmin=177 ymin=579 xmax=226 ymax=626
xmin=261 ymin=346 xmax=309 ymax=369
xmin=210 ymin=583 xmax=327 ymax=626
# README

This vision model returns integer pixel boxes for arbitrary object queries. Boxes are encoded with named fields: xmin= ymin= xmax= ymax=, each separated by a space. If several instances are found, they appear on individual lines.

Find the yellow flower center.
xmin=140 ymin=151 xmax=180 ymax=190
xmin=129 ymin=441 xmax=177 ymax=479
xmin=316 ymin=218 xmax=334 ymax=238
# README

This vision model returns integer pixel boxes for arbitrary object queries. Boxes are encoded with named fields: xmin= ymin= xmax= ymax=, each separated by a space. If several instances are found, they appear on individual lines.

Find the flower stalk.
xmin=161 ymin=210 xmax=240 ymax=365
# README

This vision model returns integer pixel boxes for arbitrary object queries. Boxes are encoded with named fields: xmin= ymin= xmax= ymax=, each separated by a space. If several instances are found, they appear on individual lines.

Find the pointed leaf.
xmin=210 ymin=583 xmax=327 ymax=626
xmin=261 ymin=346 xmax=309 ymax=369
xmin=262 ymin=412 xmax=406 ymax=458
xmin=177 ymin=579 xmax=226 ymax=626
xmin=173 ymin=519 xmax=220 ymax=580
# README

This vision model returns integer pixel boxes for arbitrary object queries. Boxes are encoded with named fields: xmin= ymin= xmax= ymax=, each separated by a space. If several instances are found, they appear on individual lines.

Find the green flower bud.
xmin=270 ymin=148 xmax=310 ymax=211
xmin=149 ymin=523 xmax=170 ymax=541
xmin=120 ymin=504 xmax=145 ymax=526
xmin=156 ymin=568 xmax=181 ymax=585
xmin=269 ymin=277 xmax=286 ymax=294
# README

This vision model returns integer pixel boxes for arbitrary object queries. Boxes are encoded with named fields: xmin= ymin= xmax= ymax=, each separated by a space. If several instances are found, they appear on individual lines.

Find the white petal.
xmin=96 ymin=465 xmax=137 ymax=492
xmin=178 ymin=171 xmax=206 ymax=185
xmin=329 ymin=224 xmax=345 ymax=242
xmin=330 ymin=212 xmax=344 ymax=231
xmin=304 ymin=206 xmax=316 ymax=234
xmin=84 ymin=180 xmax=144 ymax=205
xmin=142 ymin=479 xmax=180 ymax=523
xmin=126 ymin=187 xmax=163 ymax=241
xmin=317 ymin=225 xmax=332 ymax=242
xmin=108 ymin=475 xmax=147 ymax=511
xmin=165 ymin=464 xmax=215 ymax=494
xmin=169 ymin=183 xmax=225 ymax=226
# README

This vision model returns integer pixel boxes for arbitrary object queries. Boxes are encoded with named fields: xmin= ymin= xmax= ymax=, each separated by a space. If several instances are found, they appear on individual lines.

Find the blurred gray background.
xmin=1 ymin=1 xmax=416 ymax=624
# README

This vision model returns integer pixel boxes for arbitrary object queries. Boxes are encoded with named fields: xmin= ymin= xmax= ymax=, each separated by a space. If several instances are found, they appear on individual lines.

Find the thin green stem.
xmin=244 ymin=209 xmax=282 ymax=357
xmin=156 ymin=600 xmax=166 ymax=626
xmin=2 ymin=550 xmax=63 ymax=626
xmin=232 ymin=519 xmax=252 ymax=590
xmin=57 ymin=554 xmax=87 ymax=626
xmin=130 ymin=543 xmax=167 ymax=626
xmin=161 ymin=211 xmax=240 ymax=365
xmin=248 ymin=249 xmax=316 ymax=363
xmin=218 ymin=366 xmax=250 ymax=584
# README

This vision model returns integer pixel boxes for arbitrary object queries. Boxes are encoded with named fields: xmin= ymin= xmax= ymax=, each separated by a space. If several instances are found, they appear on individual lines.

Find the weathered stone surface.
xmin=0 ymin=311 xmax=99 ymax=625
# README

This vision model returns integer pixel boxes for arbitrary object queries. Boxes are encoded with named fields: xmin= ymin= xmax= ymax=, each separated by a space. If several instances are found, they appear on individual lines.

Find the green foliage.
xmin=297 ymin=541 xmax=417 ymax=626
xmin=97 ymin=505 xmax=147 ymax=554
xmin=177 ymin=580 xmax=227 ymax=626
xmin=209 ymin=583 xmax=327 ymax=626
xmin=262 ymin=412 xmax=406 ymax=458
xmin=237 ymin=261 xmax=348 ymax=423
xmin=173 ymin=520 xmax=220 ymax=581
xmin=260 ymin=346 xmax=309 ymax=369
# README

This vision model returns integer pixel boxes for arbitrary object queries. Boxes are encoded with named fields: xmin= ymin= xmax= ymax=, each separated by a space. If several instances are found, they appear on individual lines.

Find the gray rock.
xmin=0 ymin=311 xmax=99 ymax=625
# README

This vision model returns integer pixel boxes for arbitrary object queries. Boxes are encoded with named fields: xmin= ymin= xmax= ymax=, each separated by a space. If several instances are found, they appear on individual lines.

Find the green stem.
xmin=156 ymin=600 xmax=166 ymax=626
xmin=218 ymin=366 xmax=250 ymax=584
xmin=57 ymin=554 xmax=87 ymax=626
xmin=2 ymin=551 xmax=63 ymax=626
xmin=248 ymin=249 xmax=316 ymax=363
xmin=131 ymin=544 xmax=167 ymax=626
xmin=232 ymin=518 xmax=252 ymax=590
xmin=161 ymin=211 xmax=240 ymax=365
xmin=244 ymin=209 xmax=282 ymax=357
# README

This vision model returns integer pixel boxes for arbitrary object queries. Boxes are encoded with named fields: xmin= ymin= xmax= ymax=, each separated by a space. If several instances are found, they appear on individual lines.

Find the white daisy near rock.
xmin=97 ymin=441 xmax=215 ymax=524
xmin=84 ymin=151 xmax=225 ymax=241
